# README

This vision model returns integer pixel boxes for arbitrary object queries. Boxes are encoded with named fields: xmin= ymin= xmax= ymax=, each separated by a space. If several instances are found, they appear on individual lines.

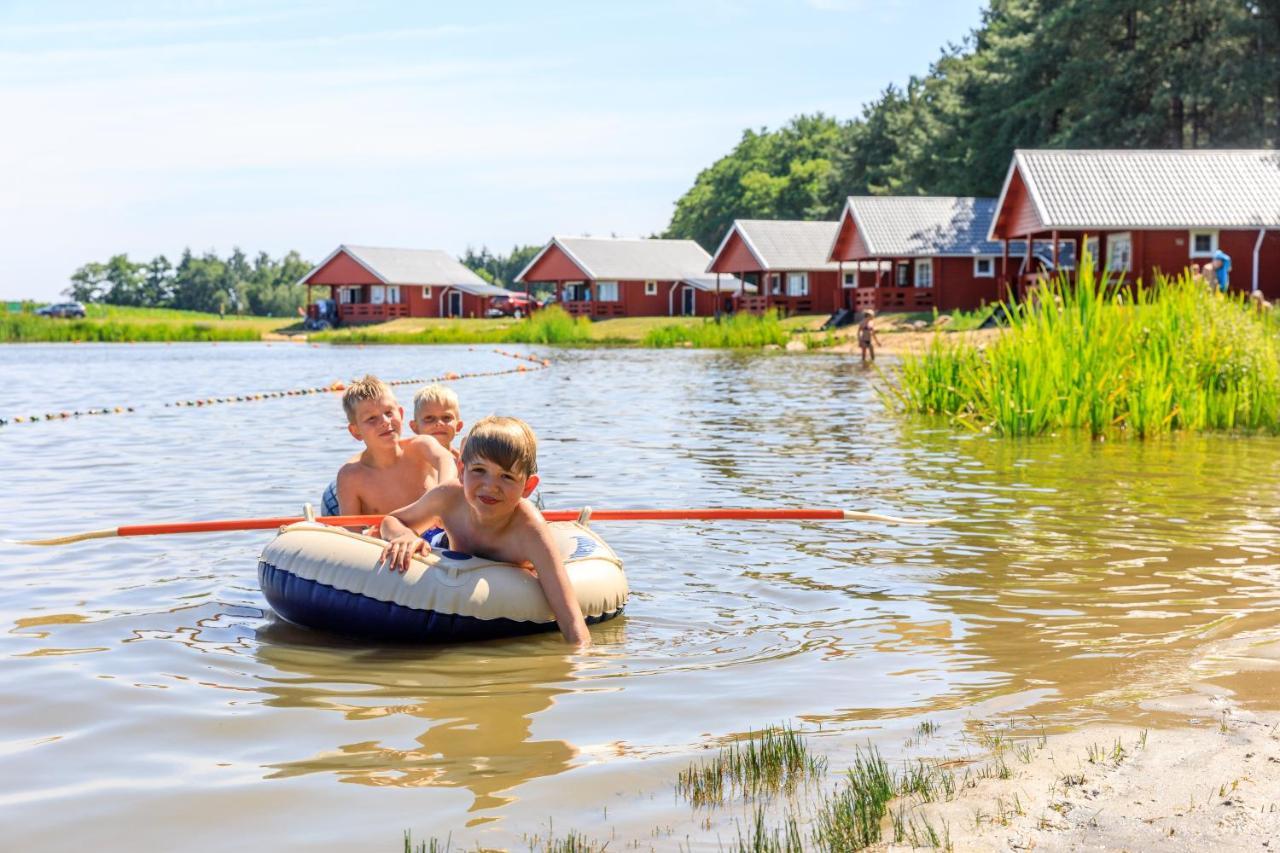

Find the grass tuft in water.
xmin=811 ymin=745 xmax=895 ymax=851
xmin=676 ymin=724 xmax=827 ymax=807
xmin=403 ymin=831 xmax=451 ymax=853
xmin=889 ymin=253 xmax=1280 ymax=437
xmin=732 ymin=805 xmax=805 ymax=853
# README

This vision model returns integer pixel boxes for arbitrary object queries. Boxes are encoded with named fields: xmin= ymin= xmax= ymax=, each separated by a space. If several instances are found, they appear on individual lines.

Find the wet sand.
xmin=876 ymin=635 xmax=1280 ymax=852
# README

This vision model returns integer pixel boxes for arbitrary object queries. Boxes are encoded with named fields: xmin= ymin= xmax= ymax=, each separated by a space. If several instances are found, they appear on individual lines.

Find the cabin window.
xmin=786 ymin=272 xmax=809 ymax=296
xmin=370 ymin=285 xmax=386 ymax=305
xmin=914 ymin=259 xmax=934 ymax=288
xmin=1031 ymin=239 xmax=1077 ymax=271
xmin=896 ymin=263 xmax=911 ymax=286
xmin=1085 ymin=236 xmax=1100 ymax=266
xmin=770 ymin=273 xmax=783 ymax=295
xmin=1190 ymin=230 xmax=1218 ymax=258
xmin=973 ymin=257 xmax=995 ymax=278
xmin=843 ymin=270 xmax=858 ymax=288
xmin=339 ymin=286 xmax=360 ymax=304
xmin=565 ymin=281 xmax=588 ymax=301
xmin=596 ymin=281 xmax=619 ymax=302
xmin=1107 ymin=232 xmax=1133 ymax=272
xmin=644 ymin=280 xmax=657 ymax=296
xmin=386 ymin=285 xmax=401 ymax=304
xmin=422 ymin=286 xmax=432 ymax=299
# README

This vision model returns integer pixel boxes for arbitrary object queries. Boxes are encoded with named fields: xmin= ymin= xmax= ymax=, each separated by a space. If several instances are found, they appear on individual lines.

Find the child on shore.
xmin=379 ymin=416 xmax=591 ymax=647
xmin=857 ymin=309 xmax=882 ymax=363
xmin=334 ymin=376 xmax=457 ymax=516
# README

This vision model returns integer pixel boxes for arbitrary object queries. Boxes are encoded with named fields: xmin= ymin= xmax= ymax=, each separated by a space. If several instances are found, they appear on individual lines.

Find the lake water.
xmin=3 ymin=342 xmax=1279 ymax=850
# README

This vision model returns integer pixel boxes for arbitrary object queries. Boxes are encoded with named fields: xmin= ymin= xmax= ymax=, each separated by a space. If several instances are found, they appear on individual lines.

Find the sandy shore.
xmin=873 ymin=637 xmax=1280 ymax=852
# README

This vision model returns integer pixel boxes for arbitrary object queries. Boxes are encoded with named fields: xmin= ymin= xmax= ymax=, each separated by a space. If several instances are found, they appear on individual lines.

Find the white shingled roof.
xmin=517 ymin=236 xmax=750 ymax=292
xmin=839 ymin=197 xmax=1004 ymax=257
xmin=993 ymin=149 xmax=1280 ymax=237
xmin=300 ymin=245 xmax=513 ymax=296
xmin=712 ymin=220 xmax=841 ymax=271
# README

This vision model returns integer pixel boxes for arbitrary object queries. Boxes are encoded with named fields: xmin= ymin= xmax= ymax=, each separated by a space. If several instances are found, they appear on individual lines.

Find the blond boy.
xmin=335 ymin=376 xmax=457 ymax=516
xmin=409 ymin=384 xmax=463 ymax=457
xmin=379 ymin=416 xmax=591 ymax=647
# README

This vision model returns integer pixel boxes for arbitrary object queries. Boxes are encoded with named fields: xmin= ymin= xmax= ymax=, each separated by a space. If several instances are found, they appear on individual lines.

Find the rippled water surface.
xmin=3 ymin=342 xmax=1279 ymax=851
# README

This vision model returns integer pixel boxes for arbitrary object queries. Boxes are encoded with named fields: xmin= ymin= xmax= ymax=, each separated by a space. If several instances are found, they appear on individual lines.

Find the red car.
xmin=486 ymin=293 xmax=534 ymax=318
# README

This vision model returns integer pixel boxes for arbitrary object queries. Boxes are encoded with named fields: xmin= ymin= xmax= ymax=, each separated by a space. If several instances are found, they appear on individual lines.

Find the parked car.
xmin=486 ymin=293 xmax=534 ymax=318
xmin=36 ymin=301 xmax=87 ymax=318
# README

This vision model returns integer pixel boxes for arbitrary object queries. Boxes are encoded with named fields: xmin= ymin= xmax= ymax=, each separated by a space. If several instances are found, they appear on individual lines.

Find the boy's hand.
xmin=381 ymin=533 xmax=427 ymax=573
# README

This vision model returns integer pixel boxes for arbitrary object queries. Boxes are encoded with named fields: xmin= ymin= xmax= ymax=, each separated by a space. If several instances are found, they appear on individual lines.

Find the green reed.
xmin=733 ymin=805 xmax=805 ymax=853
xmin=676 ymin=724 xmax=827 ymax=807
xmin=810 ymin=745 xmax=896 ymax=851
xmin=890 ymin=252 xmax=1280 ymax=437
xmin=0 ymin=312 xmax=262 ymax=342
xmin=642 ymin=310 xmax=791 ymax=348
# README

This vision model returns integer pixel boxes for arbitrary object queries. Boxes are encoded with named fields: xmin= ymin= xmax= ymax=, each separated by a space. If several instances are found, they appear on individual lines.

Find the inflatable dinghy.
xmin=258 ymin=520 xmax=626 ymax=642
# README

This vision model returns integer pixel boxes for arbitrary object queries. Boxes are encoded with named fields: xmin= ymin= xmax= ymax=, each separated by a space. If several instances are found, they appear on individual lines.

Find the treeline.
xmin=67 ymin=249 xmax=313 ymax=317
xmin=460 ymin=244 xmax=543 ymax=288
xmin=666 ymin=0 xmax=1280 ymax=250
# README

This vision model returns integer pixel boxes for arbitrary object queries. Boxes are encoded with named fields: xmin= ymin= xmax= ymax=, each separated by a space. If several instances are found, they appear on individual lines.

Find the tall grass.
xmin=677 ymin=724 xmax=827 ymax=807
xmin=0 ymin=311 xmax=262 ymax=342
xmin=312 ymin=306 xmax=594 ymax=346
xmin=890 ymin=253 xmax=1280 ymax=437
xmin=643 ymin=311 xmax=791 ymax=348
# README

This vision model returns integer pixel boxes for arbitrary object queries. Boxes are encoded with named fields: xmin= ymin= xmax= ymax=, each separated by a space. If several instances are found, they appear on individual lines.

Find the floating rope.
xmin=1 ymin=348 xmax=552 ymax=426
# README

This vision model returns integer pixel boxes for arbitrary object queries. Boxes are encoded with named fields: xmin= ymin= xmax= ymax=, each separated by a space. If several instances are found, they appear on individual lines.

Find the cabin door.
xmin=447 ymin=291 xmax=463 ymax=317
xmin=681 ymin=287 xmax=695 ymax=316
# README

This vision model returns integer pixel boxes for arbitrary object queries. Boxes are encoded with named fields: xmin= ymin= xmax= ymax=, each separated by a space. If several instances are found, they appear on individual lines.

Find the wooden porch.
xmin=560 ymin=300 xmax=627 ymax=319
xmin=338 ymin=303 xmax=410 ymax=324
xmin=850 ymin=287 xmax=935 ymax=313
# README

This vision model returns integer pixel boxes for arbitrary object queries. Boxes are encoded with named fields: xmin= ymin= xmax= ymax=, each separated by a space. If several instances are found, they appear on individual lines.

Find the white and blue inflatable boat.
xmin=258 ymin=520 xmax=627 ymax=642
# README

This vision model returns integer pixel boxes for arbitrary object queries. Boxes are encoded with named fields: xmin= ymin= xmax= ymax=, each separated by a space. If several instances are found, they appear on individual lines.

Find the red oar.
xmin=16 ymin=507 xmax=938 ymax=546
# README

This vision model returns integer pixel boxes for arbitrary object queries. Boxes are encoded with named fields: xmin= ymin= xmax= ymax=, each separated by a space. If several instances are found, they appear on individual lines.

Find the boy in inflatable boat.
xmin=335 ymin=376 xmax=459 ymax=517
xmin=379 ymin=416 xmax=593 ymax=648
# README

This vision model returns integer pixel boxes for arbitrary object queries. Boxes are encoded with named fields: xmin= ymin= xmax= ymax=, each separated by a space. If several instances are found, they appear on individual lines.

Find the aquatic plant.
xmin=642 ymin=310 xmax=791 ymax=348
xmin=676 ymin=724 xmax=827 ymax=806
xmin=810 ymin=745 xmax=895 ymax=850
xmin=889 ymin=253 xmax=1280 ymax=437
xmin=732 ymin=805 xmax=805 ymax=852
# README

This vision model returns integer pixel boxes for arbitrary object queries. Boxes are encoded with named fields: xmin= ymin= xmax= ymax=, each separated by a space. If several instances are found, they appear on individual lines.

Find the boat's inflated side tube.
xmin=258 ymin=521 xmax=627 ymax=642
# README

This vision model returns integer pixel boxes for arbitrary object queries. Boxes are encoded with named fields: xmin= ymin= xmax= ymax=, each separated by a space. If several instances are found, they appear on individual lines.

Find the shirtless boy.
xmin=379 ymin=416 xmax=591 ymax=647
xmin=334 ymin=375 xmax=457 ymax=516
xmin=409 ymin=383 xmax=463 ymax=458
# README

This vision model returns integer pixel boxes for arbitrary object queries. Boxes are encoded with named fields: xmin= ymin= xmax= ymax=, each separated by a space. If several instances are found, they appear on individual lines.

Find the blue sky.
xmin=1 ymin=0 xmax=986 ymax=301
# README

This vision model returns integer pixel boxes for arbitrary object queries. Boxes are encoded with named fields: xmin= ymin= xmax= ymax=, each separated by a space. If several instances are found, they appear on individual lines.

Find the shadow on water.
xmin=250 ymin=618 xmax=626 ymax=820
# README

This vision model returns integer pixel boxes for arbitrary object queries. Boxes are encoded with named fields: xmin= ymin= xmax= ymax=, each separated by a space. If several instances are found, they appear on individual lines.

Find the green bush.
xmin=642 ymin=310 xmax=791 ymax=348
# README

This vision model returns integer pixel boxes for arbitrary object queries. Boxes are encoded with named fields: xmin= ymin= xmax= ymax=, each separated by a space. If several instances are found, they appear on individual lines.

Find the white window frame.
xmin=973 ymin=257 xmax=995 ymax=278
xmin=644 ymin=280 xmax=657 ymax=296
xmin=596 ymin=281 xmax=619 ymax=302
xmin=1032 ymin=238 xmax=1077 ymax=271
xmin=785 ymin=272 xmax=808 ymax=297
xmin=1106 ymin=232 xmax=1133 ymax=273
xmin=370 ymin=285 xmax=386 ymax=305
xmin=842 ymin=270 xmax=858 ymax=288
xmin=895 ymin=263 xmax=911 ymax=287
xmin=422 ymin=285 xmax=432 ymax=299
xmin=914 ymin=259 xmax=934 ymax=288
xmin=565 ymin=280 xmax=585 ymax=301
xmin=386 ymin=285 xmax=401 ymax=304
xmin=769 ymin=273 xmax=783 ymax=295
xmin=1189 ymin=229 xmax=1218 ymax=258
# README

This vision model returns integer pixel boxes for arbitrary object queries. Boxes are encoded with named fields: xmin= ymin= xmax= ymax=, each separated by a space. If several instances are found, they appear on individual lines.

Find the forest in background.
xmin=56 ymin=1 xmax=1280 ymax=314
xmin=664 ymin=0 xmax=1280 ymax=250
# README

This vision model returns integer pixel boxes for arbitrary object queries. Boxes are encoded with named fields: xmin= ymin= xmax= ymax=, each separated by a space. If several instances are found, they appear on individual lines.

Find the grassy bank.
xmin=313 ymin=306 xmax=823 ymax=348
xmin=1 ymin=304 xmax=298 ymax=343
xmin=889 ymin=257 xmax=1280 ymax=437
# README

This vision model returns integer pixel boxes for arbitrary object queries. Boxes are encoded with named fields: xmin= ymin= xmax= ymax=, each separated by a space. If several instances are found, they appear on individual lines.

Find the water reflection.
xmin=252 ymin=620 xmax=582 ymax=815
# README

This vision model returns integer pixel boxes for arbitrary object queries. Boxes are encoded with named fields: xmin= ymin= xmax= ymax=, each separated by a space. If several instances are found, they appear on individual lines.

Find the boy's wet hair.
xmin=413 ymin=383 xmax=459 ymax=416
xmin=461 ymin=416 xmax=537 ymax=477
xmin=342 ymin=375 xmax=396 ymax=424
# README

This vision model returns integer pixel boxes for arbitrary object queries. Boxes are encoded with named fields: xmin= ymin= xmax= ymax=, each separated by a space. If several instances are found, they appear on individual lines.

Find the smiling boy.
xmin=378 ymin=416 xmax=591 ymax=647
xmin=409 ymin=383 xmax=463 ymax=457
xmin=334 ymin=375 xmax=457 ymax=516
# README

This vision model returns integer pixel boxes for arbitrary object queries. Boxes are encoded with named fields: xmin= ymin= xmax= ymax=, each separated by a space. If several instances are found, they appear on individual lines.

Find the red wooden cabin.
xmin=516 ymin=236 xmax=749 ymax=318
xmin=989 ymin=149 xmax=1280 ymax=298
xmin=828 ymin=197 xmax=1008 ymax=313
xmin=298 ymin=245 xmax=516 ymax=324
xmin=706 ymin=220 xmax=844 ymax=315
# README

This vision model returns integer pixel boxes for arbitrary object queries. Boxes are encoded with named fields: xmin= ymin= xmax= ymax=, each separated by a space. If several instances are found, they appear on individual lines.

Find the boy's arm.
xmin=424 ymin=438 xmax=459 ymax=485
xmin=334 ymin=467 xmax=365 ymax=526
xmin=379 ymin=487 xmax=444 ymax=573
xmin=521 ymin=518 xmax=591 ymax=648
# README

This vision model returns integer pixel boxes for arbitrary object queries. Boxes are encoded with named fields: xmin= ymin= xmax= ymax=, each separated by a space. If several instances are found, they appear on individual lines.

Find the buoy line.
xmin=1 ymin=348 xmax=552 ymax=427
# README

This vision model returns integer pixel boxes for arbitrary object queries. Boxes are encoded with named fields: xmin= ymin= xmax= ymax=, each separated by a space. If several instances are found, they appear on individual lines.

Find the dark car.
xmin=36 ymin=301 xmax=87 ymax=318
